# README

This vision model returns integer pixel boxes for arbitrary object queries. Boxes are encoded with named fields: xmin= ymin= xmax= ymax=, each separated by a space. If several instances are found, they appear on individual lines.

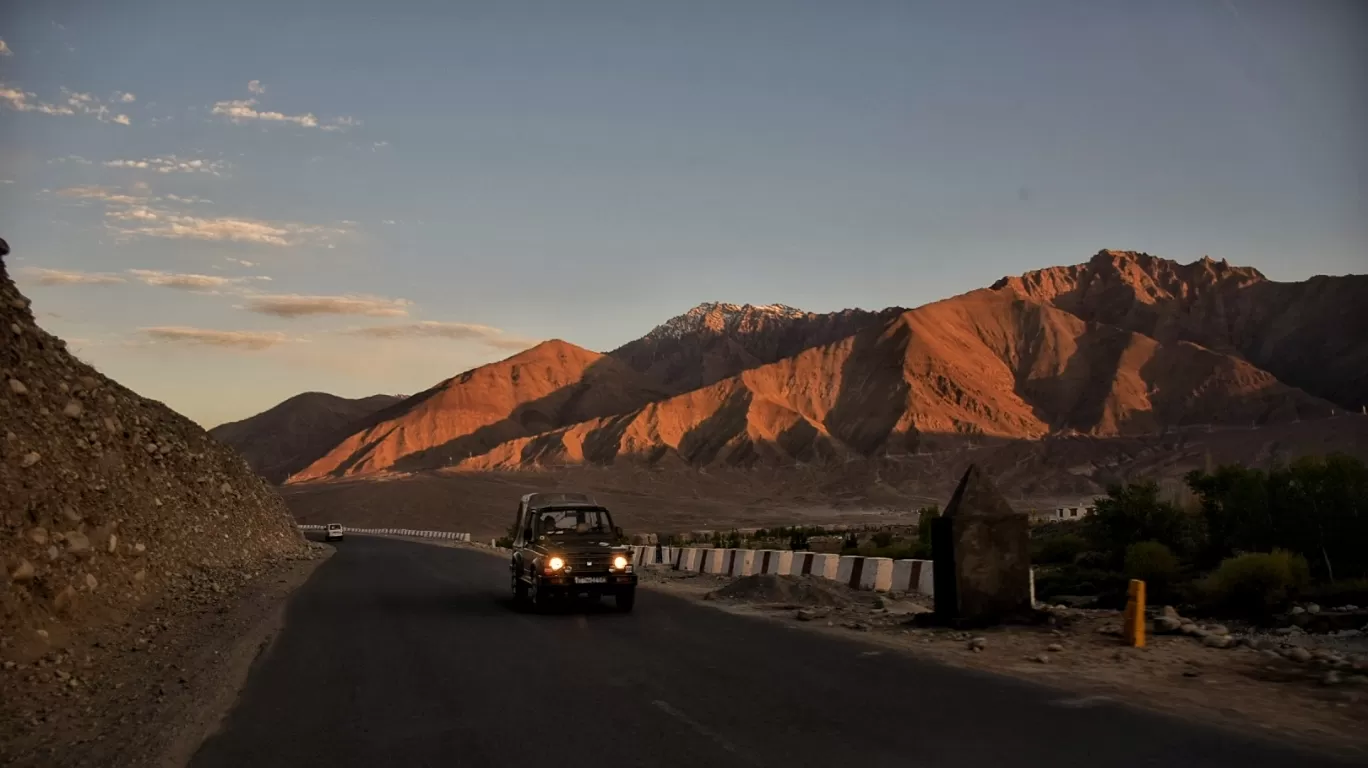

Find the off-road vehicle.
xmin=509 ymin=492 xmax=637 ymax=612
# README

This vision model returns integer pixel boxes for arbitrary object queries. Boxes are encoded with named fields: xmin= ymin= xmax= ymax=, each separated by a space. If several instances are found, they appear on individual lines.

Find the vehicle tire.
xmin=512 ymin=574 xmax=528 ymax=604
xmin=615 ymin=588 xmax=636 ymax=613
xmin=528 ymin=577 xmax=546 ymax=613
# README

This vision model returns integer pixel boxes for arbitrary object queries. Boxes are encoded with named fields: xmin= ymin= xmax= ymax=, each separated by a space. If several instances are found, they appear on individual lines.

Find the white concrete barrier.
xmin=703 ymin=548 xmax=732 ymax=575
xmin=733 ymin=549 xmax=758 ymax=576
xmin=859 ymin=557 xmax=895 ymax=592
xmin=676 ymin=548 xmax=704 ymax=571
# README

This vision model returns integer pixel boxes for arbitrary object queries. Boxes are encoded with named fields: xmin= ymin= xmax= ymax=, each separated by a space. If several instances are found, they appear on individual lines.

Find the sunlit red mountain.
xmin=209 ymin=251 xmax=1368 ymax=489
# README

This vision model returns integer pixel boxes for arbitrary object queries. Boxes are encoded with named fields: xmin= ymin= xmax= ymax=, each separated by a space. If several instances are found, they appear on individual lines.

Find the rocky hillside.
xmin=608 ymin=302 xmax=901 ymax=394
xmin=289 ymin=340 xmax=668 ymax=481
xmin=993 ymin=250 xmax=1368 ymax=411
xmin=0 ymin=241 xmax=309 ymax=665
xmin=209 ymin=392 xmax=404 ymax=484
xmin=458 ymin=289 xmax=1338 ymax=470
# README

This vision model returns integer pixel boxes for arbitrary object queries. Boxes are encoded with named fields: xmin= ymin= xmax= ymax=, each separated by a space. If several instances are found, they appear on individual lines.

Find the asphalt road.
xmin=190 ymin=536 xmax=1355 ymax=768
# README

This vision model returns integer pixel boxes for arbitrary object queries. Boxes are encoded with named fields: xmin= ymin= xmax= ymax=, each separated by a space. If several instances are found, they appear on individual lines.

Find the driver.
xmin=540 ymin=514 xmax=558 ymax=535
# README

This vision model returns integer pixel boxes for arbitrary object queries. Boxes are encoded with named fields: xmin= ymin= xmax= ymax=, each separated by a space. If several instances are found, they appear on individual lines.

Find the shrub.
xmin=1033 ymin=566 xmax=1129 ymax=605
xmin=871 ymin=531 xmax=894 ymax=549
xmin=1086 ymin=480 xmax=1197 ymax=567
xmin=916 ymin=505 xmax=940 ymax=546
xmin=1200 ymin=550 xmax=1310 ymax=619
xmin=1124 ymin=541 xmax=1182 ymax=597
xmin=1033 ymin=533 xmax=1089 ymax=565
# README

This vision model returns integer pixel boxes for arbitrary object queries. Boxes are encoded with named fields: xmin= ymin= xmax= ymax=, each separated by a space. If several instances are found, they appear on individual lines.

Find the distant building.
xmin=1030 ymin=501 xmax=1098 ymax=525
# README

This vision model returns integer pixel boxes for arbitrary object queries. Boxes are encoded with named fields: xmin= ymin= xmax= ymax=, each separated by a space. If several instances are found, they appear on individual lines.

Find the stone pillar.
xmin=932 ymin=464 xmax=1033 ymax=626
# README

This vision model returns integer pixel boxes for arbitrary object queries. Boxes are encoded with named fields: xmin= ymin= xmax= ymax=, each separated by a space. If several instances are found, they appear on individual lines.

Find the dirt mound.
xmin=0 ymin=240 xmax=310 ymax=667
xmin=709 ymin=574 xmax=852 ymax=607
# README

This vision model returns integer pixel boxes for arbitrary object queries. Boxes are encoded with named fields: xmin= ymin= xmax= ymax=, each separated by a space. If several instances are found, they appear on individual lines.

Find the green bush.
xmin=871 ymin=531 xmax=894 ymax=549
xmin=1124 ymin=541 xmax=1182 ymax=597
xmin=916 ymin=505 xmax=940 ymax=547
xmin=1200 ymin=550 xmax=1310 ymax=618
xmin=1033 ymin=566 xmax=1129 ymax=605
xmin=1033 ymin=533 xmax=1089 ymax=565
xmin=1301 ymin=578 xmax=1368 ymax=610
xmin=1086 ymin=480 xmax=1197 ymax=567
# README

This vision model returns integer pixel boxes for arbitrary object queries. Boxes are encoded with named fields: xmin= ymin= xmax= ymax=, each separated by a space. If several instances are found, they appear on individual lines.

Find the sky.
xmin=1 ymin=0 xmax=1364 ymax=428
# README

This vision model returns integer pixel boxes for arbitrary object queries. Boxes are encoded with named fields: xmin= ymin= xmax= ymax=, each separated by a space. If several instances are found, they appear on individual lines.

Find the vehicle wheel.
xmin=512 ymin=574 xmax=528 ymax=604
xmin=615 ymin=588 xmax=636 ymax=613
xmin=528 ymin=577 xmax=546 ymax=613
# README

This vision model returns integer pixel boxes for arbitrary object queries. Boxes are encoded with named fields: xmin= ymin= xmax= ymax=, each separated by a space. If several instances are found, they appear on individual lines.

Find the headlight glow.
xmin=548 ymin=556 xmax=565 ymax=571
xmin=614 ymin=555 xmax=628 ymax=569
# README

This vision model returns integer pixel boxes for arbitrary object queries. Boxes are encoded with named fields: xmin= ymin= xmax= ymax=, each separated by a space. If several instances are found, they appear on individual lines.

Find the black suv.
xmin=509 ymin=493 xmax=637 ymax=612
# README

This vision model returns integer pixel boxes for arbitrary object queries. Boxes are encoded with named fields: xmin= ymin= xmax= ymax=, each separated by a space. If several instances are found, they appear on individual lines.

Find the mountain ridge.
xmin=205 ymin=249 xmax=1366 ymax=490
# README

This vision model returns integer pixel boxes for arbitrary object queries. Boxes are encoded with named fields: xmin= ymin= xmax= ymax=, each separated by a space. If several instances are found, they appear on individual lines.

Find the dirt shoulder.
xmin=636 ymin=567 xmax=1368 ymax=760
xmin=0 ymin=545 xmax=331 ymax=768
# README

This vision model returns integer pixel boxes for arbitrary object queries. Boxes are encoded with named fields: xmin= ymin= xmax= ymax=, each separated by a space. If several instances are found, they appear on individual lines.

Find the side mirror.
xmin=614 ymin=526 xmax=624 ymax=539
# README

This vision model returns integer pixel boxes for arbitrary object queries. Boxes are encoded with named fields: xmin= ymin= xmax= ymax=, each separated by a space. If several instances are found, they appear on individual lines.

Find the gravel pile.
xmin=0 ymin=238 xmax=311 ymax=671
xmin=707 ymin=574 xmax=853 ymax=608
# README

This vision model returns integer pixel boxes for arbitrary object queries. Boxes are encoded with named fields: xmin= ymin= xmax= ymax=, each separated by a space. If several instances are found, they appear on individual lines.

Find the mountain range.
xmin=210 ymin=250 xmax=1368 ymax=492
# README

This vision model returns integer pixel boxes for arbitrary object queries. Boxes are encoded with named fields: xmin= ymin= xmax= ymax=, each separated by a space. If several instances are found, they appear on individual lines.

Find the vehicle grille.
xmin=561 ymin=554 xmax=617 ymax=574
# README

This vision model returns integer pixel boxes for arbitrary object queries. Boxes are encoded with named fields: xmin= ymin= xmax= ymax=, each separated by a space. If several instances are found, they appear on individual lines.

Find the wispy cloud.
xmin=244 ymin=293 xmax=411 ymax=318
xmin=103 ymin=155 xmax=227 ymax=175
xmin=0 ymin=39 xmax=12 ymax=57
xmin=56 ymin=185 xmax=146 ymax=205
xmin=321 ymin=116 xmax=361 ymax=132
xmin=107 ymin=206 xmax=346 ymax=247
xmin=1 ymin=83 xmax=131 ymax=123
xmin=51 ymin=154 xmax=94 ymax=165
xmin=114 ymin=91 xmax=136 ymax=103
xmin=165 ymin=193 xmax=213 ymax=205
xmin=1 ymin=85 xmax=76 ymax=115
xmin=17 ymin=267 xmax=126 ymax=286
xmin=225 ymin=258 xmax=257 ymax=268
xmin=345 ymin=321 xmax=538 ymax=351
xmin=61 ymin=88 xmax=132 ymax=124
xmin=140 ymin=326 xmax=290 ymax=350
xmin=211 ymin=82 xmax=357 ymax=131
xmin=127 ymin=269 xmax=271 ymax=292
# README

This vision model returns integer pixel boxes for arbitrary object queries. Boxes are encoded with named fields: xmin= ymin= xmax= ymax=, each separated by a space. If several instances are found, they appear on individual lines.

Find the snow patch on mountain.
xmin=644 ymin=302 xmax=813 ymax=341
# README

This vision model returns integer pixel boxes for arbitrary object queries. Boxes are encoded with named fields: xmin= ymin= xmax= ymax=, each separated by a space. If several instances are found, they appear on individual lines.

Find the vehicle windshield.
xmin=534 ymin=508 xmax=615 ymax=540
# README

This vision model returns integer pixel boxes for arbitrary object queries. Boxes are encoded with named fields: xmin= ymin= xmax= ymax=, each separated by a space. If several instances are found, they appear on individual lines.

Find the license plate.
xmin=574 ymin=576 xmax=606 ymax=584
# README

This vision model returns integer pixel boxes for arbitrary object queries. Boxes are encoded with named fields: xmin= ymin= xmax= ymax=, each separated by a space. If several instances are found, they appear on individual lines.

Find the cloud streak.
xmin=127 ymin=269 xmax=271 ymax=292
xmin=140 ymin=326 xmax=290 ymax=350
xmin=211 ymin=83 xmax=357 ymax=131
xmin=344 ymin=321 xmax=539 ymax=351
xmin=17 ymin=267 xmax=126 ymax=286
xmin=244 ymin=293 xmax=411 ymax=318
xmin=2 ymin=84 xmax=132 ymax=123
xmin=0 ymin=40 xmax=12 ymax=57
xmin=106 ymin=206 xmax=347 ymax=247
xmin=104 ymin=155 xmax=227 ymax=175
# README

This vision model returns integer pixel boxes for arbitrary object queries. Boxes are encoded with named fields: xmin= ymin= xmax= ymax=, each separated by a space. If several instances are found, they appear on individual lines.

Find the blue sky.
xmin=1 ymin=0 xmax=1364 ymax=428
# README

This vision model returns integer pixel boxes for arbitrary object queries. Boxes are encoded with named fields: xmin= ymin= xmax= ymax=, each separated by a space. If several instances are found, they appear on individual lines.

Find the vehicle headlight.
xmin=547 ymin=556 xmax=565 ymax=571
xmin=613 ymin=555 xmax=628 ymax=570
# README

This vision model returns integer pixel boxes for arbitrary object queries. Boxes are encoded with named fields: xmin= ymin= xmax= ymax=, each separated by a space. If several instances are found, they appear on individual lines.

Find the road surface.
xmin=190 ymin=536 xmax=1354 ymax=768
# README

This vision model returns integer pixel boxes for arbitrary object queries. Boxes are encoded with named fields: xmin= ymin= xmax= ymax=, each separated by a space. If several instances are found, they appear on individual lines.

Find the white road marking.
xmin=652 ymin=699 xmax=758 ymax=763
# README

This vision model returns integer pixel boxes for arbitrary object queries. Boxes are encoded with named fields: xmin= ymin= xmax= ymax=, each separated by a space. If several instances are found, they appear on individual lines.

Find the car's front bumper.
xmin=539 ymin=572 xmax=636 ymax=596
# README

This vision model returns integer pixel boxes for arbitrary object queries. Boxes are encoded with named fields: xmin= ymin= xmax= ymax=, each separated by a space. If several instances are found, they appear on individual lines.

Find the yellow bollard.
xmin=1122 ymin=579 xmax=1146 ymax=647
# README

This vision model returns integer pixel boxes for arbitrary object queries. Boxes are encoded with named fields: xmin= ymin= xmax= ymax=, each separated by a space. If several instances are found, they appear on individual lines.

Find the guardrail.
xmin=297 ymin=525 xmax=471 ymax=542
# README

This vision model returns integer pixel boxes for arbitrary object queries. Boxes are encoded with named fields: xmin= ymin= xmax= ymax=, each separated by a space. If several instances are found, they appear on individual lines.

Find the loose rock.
xmin=62 ymin=400 xmax=83 ymax=419
xmin=968 ymin=637 xmax=987 ymax=652
xmin=11 ymin=559 xmax=36 ymax=581
xmin=20 ymin=451 xmax=41 ymax=467
xmin=8 ymin=378 xmax=27 ymax=395
xmin=1047 ymin=643 xmax=1064 ymax=652
xmin=65 ymin=531 xmax=91 ymax=555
